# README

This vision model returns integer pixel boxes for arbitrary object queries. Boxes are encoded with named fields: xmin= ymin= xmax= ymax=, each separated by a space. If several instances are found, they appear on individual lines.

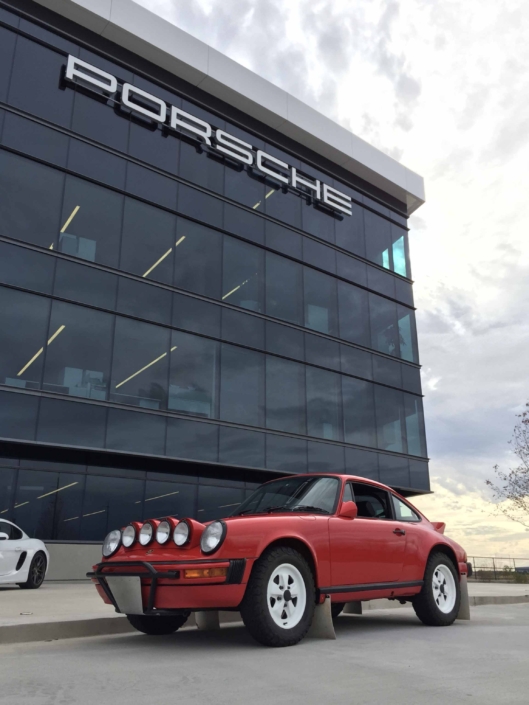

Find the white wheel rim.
xmin=267 ymin=563 xmax=307 ymax=629
xmin=432 ymin=564 xmax=456 ymax=614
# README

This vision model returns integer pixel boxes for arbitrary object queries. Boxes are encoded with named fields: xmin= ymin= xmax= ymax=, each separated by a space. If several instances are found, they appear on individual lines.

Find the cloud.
xmin=134 ymin=0 xmax=529 ymax=556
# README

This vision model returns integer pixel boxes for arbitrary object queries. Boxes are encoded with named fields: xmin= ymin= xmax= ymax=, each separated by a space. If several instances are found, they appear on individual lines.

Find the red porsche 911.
xmin=89 ymin=474 xmax=469 ymax=647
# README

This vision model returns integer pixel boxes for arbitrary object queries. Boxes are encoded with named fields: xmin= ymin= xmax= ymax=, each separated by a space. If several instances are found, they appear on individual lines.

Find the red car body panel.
xmin=90 ymin=474 xmax=467 ymax=613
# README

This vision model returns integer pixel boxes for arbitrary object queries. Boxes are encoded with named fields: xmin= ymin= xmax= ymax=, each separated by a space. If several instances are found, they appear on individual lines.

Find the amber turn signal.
xmin=183 ymin=567 xmax=228 ymax=579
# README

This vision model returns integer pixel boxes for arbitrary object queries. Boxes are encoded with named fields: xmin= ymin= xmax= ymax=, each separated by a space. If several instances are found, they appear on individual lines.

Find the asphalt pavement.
xmin=0 ymin=603 xmax=528 ymax=705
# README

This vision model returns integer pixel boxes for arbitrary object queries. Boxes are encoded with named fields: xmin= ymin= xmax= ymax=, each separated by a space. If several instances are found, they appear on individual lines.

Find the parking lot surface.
xmin=1 ymin=604 xmax=527 ymax=705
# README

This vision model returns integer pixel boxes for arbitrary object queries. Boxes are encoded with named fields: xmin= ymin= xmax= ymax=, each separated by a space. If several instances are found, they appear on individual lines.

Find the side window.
xmin=392 ymin=495 xmax=421 ymax=522
xmin=351 ymin=483 xmax=391 ymax=519
xmin=342 ymin=483 xmax=354 ymax=503
xmin=0 ymin=521 xmax=13 ymax=539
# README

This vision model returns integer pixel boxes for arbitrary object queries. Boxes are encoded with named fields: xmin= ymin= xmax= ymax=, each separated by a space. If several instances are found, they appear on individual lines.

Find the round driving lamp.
xmin=156 ymin=520 xmax=171 ymax=545
xmin=102 ymin=529 xmax=121 ymax=558
xmin=139 ymin=522 xmax=154 ymax=546
xmin=173 ymin=520 xmax=190 ymax=547
xmin=122 ymin=524 xmax=136 ymax=548
xmin=200 ymin=521 xmax=226 ymax=555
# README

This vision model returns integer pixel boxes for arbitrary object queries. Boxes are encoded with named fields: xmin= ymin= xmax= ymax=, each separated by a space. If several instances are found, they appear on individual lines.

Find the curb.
xmin=1 ymin=596 xmax=528 ymax=645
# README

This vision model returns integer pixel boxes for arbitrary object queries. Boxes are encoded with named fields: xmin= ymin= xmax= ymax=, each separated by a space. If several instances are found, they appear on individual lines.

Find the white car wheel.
xmin=266 ymin=563 xmax=307 ymax=629
xmin=432 ymin=564 xmax=457 ymax=614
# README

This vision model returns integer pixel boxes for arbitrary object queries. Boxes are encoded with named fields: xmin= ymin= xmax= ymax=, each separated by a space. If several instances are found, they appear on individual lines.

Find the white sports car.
xmin=0 ymin=519 xmax=49 ymax=589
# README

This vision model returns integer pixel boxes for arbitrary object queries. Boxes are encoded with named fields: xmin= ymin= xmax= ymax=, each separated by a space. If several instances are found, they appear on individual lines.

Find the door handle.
xmin=15 ymin=547 xmax=22 ymax=552
xmin=393 ymin=528 xmax=406 ymax=536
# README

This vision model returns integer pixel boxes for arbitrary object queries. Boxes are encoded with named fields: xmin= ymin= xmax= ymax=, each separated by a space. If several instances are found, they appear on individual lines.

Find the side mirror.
xmin=0 ymin=532 xmax=9 ymax=540
xmin=339 ymin=501 xmax=357 ymax=519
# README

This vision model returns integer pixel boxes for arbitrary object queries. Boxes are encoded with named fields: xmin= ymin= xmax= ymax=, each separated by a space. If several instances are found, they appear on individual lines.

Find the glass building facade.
xmin=0 ymin=1 xmax=429 ymax=544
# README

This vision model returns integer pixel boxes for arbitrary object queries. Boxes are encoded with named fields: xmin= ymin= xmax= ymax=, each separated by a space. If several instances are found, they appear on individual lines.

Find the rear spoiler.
xmin=431 ymin=522 xmax=446 ymax=534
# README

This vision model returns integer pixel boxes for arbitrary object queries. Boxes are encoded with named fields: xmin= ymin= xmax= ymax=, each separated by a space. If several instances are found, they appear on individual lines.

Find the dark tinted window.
xmin=174 ymin=220 xmax=222 ymax=299
xmin=304 ymin=268 xmax=337 ymax=336
xmin=265 ymin=357 xmax=306 ymax=434
xmin=351 ymin=482 xmax=391 ymax=519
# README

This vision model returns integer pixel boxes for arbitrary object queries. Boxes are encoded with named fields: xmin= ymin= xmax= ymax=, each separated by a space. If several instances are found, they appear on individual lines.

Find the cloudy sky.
xmin=136 ymin=0 xmax=529 ymax=557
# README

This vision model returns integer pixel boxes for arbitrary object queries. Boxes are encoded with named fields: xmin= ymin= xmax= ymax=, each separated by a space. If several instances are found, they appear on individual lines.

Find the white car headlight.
xmin=122 ymin=524 xmax=136 ymax=548
xmin=200 ymin=521 xmax=226 ymax=554
xmin=103 ymin=529 xmax=121 ymax=558
xmin=173 ymin=520 xmax=190 ymax=547
xmin=156 ymin=520 xmax=171 ymax=545
xmin=139 ymin=522 xmax=154 ymax=546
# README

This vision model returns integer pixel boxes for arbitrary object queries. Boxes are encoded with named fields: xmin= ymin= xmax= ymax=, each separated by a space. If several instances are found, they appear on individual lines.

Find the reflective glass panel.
xmin=169 ymin=331 xmax=218 ymax=419
xmin=265 ymin=357 xmax=306 ymax=434
xmin=306 ymin=367 xmax=342 ymax=441
xmin=222 ymin=237 xmax=264 ymax=312
xmin=219 ymin=344 xmax=264 ymax=427
xmin=303 ymin=268 xmax=338 ymax=336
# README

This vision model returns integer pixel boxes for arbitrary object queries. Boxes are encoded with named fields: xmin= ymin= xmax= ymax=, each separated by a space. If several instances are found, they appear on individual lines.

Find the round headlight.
xmin=156 ymin=520 xmax=171 ymax=545
xmin=103 ymin=529 xmax=121 ymax=558
xmin=200 ymin=521 xmax=226 ymax=554
xmin=139 ymin=522 xmax=154 ymax=546
xmin=173 ymin=520 xmax=190 ymax=547
xmin=122 ymin=524 xmax=136 ymax=548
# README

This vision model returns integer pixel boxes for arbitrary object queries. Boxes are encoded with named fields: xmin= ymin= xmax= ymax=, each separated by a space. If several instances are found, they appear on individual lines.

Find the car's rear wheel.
xmin=331 ymin=602 xmax=345 ymax=619
xmin=240 ymin=546 xmax=315 ymax=647
xmin=126 ymin=613 xmax=190 ymax=635
xmin=18 ymin=552 xmax=46 ymax=590
xmin=413 ymin=552 xmax=461 ymax=626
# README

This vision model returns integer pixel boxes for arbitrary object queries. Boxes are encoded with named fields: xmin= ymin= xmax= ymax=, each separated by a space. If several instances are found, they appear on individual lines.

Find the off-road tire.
xmin=126 ymin=612 xmax=190 ymax=635
xmin=18 ymin=552 xmax=47 ymax=589
xmin=331 ymin=602 xmax=345 ymax=619
xmin=240 ymin=546 xmax=315 ymax=647
xmin=413 ymin=551 xmax=460 ymax=626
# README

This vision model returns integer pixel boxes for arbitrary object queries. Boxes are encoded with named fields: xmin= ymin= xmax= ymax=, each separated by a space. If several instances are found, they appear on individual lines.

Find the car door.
xmin=329 ymin=482 xmax=407 ymax=587
xmin=390 ymin=494 xmax=425 ymax=581
xmin=0 ymin=521 xmax=23 ymax=577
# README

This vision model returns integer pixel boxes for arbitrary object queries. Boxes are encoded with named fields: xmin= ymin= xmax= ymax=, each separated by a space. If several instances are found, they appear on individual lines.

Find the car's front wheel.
xmin=18 ymin=552 xmax=47 ymax=590
xmin=240 ymin=546 xmax=315 ymax=647
xmin=413 ymin=552 xmax=461 ymax=626
xmin=126 ymin=613 xmax=190 ymax=635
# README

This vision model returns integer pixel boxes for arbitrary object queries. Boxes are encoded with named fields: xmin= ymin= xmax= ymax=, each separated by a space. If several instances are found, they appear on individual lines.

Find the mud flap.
xmin=306 ymin=595 xmax=336 ymax=640
xmin=456 ymin=574 xmax=471 ymax=621
xmin=344 ymin=601 xmax=363 ymax=615
xmin=195 ymin=610 xmax=220 ymax=630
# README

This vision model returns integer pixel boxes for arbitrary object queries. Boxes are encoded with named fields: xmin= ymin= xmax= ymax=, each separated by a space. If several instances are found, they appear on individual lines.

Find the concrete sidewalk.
xmin=1 ymin=580 xmax=528 ymax=644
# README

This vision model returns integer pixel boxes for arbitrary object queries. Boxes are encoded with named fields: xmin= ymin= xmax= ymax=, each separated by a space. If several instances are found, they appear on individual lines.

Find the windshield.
xmin=232 ymin=476 xmax=340 ymax=516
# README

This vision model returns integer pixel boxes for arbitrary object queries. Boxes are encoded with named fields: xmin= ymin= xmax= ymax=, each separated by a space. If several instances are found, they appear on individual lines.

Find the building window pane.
xmin=55 ymin=259 xmax=117 ymax=311
xmin=265 ymin=434 xmax=308 ymax=473
xmin=0 ymin=467 xmax=16 ymax=518
xmin=37 ymin=397 xmax=106 ymax=448
xmin=265 ymin=251 xmax=303 ymax=325
xmin=365 ymin=210 xmax=391 ymax=270
xmin=166 ymin=418 xmax=219 ymax=463
xmin=0 ymin=287 xmax=50 ymax=391
xmin=0 ymin=389 xmax=39 ymax=441
xmin=59 ymin=176 xmax=123 ymax=267
xmin=265 ymin=357 xmax=306 ymax=435
xmin=120 ymin=198 xmax=177 ymax=284
xmin=140 ymin=480 xmax=196 ymax=522
xmin=43 ymin=301 xmax=113 ymax=401
xmin=116 ymin=277 xmax=172 ymax=327
xmin=173 ymin=219 xmax=222 ymax=300
xmin=369 ymin=294 xmax=399 ymax=357
xmin=52 ymin=473 xmax=87 ymax=541
xmin=374 ymin=386 xmax=406 ymax=453
xmin=111 ymin=316 xmax=171 ymax=410
xmin=338 ymin=281 xmax=370 ymax=347
xmin=169 ymin=331 xmax=218 ymax=419
xmin=404 ymin=394 xmax=427 ymax=457
xmin=106 ymin=408 xmax=166 ymax=456
xmin=0 ymin=151 xmax=64 ymax=249
xmin=222 ymin=237 xmax=264 ymax=312
xmin=220 ymin=344 xmax=264 ymax=427
xmin=392 ymin=232 xmax=407 ymax=277
xmin=307 ymin=441 xmax=345 ymax=473
xmin=342 ymin=378 xmax=376 ymax=448
xmin=397 ymin=305 xmax=418 ymax=363
xmin=197 ymin=484 xmax=245 ymax=523
xmin=80 ymin=475 xmax=144 ymax=541
xmin=304 ymin=268 xmax=338 ymax=336
xmin=219 ymin=426 xmax=265 ymax=469
xmin=306 ymin=367 xmax=342 ymax=441
xmin=12 ymin=469 xmax=58 ymax=539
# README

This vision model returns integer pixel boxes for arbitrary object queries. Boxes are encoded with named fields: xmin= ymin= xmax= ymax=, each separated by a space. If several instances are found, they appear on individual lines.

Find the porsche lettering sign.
xmin=64 ymin=56 xmax=353 ymax=217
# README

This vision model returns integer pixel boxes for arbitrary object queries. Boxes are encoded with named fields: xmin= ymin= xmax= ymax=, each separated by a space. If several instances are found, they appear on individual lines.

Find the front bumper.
xmin=88 ymin=559 xmax=248 ymax=615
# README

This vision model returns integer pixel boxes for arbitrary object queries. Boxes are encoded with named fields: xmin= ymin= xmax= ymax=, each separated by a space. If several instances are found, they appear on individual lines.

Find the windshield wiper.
xmin=290 ymin=505 xmax=330 ymax=514
xmin=234 ymin=505 xmax=290 ymax=516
